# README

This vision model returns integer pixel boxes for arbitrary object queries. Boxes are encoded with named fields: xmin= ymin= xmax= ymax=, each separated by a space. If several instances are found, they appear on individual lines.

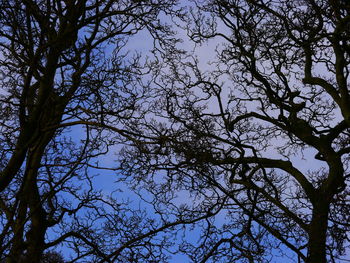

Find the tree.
xmin=0 ymin=251 xmax=64 ymax=263
xmin=0 ymin=0 xmax=185 ymax=262
xmin=40 ymin=251 xmax=65 ymax=263
xmin=119 ymin=0 xmax=350 ymax=262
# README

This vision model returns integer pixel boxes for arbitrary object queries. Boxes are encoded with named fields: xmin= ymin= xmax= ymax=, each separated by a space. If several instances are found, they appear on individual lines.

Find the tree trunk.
xmin=306 ymin=199 xmax=329 ymax=263
xmin=8 ymin=127 xmax=58 ymax=262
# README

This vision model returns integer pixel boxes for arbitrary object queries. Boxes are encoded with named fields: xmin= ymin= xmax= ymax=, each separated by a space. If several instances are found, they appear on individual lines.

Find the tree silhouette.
xmin=120 ymin=0 xmax=350 ymax=262
xmin=2 ymin=0 xmax=350 ymax=262
xmin=40 ymin=251 xmax=65 ymax=263
xmin=0 ymin=0 xmax=182 ymax=262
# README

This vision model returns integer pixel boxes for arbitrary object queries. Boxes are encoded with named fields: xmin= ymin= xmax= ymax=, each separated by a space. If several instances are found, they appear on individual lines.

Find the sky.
xmin=69 ymin=10 xmax=303 ymax=263
xmin=113 ymin=4 xmax=350 ymax=263
xmin=2 ymin=1 xmax=348 ymax=262
xmin=66 ymin=8 xmax=310 ymax=263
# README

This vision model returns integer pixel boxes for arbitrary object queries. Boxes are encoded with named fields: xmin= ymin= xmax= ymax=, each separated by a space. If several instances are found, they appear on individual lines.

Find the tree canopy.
xmin=1 ymin=0 xmax=350 ymax=263
xmin=0 ymin=0 xmax=180 ymax=262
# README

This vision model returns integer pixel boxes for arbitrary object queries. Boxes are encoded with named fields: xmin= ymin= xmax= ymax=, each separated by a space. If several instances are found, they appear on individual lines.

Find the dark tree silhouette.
xmin=2 ymin=0 xmax=350 ymax=262
xmin=0 ymin=251 xmax=64 ymax=263
xmin=0 ymin=0 xmax=185 ymax=262
xmin=40 ymin=251 xmax=65 ymax=263
xmin=120 ymin=0 xmax=350 ymax=262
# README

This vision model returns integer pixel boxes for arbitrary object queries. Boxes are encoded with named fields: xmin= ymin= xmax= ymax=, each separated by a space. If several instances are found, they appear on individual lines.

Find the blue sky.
xmin=37 ymin=2 xmax=350 ymax=262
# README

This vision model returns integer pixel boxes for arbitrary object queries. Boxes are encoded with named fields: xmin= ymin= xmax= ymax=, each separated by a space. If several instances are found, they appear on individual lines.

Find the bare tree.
xmin=0 ymin=0 xmax=187 ymax=262
xmin=120 ymin=0 xmax=350 ymax=262
xmin=40 ymin=251 xmax=65 ymax=263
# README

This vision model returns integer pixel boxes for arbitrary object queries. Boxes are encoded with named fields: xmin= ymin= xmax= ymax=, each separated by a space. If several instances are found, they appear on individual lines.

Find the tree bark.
xmin=306 ymin=199 xmax=329 ymax=263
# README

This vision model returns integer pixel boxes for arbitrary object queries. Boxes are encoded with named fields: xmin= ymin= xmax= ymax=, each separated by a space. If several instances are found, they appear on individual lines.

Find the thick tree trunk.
xmin=7 ymin=124 xmax=60 ymax=262
xmin=7 ymin=200 xmax=27 ymax=263
xmin=306 ymin=200 xmax=329 ymax=263
xmin=7 ymin=151 xmax=48 ymax=263
xmin=21 ymin=134 xmax=54 ymax=263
